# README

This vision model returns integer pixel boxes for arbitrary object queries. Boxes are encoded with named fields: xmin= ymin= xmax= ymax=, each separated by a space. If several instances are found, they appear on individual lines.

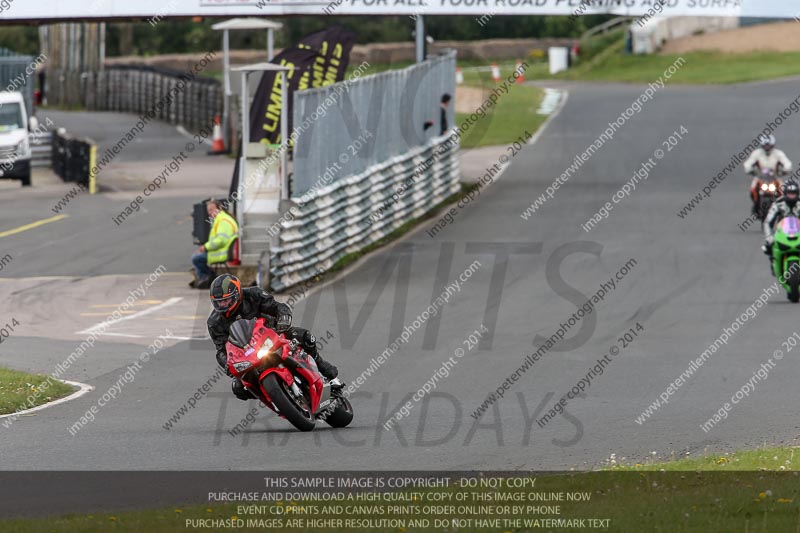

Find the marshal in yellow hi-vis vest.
xmin=205 ymin=210 xmax=238 ymax=264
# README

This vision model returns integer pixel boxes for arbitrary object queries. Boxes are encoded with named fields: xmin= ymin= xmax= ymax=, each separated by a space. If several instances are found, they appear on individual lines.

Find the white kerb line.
xmin=76 ymin=297 xmax=183 ymax=335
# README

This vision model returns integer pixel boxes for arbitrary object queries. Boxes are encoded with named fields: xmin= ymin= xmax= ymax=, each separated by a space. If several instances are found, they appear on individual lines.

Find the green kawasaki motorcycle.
xmin=772 ymin=216 xmax=800 ymax=302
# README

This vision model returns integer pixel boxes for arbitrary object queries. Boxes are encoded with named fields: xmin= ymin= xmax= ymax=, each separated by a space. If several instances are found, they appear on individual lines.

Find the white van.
xmin=0 ymin=92 xmax=31 ymax=186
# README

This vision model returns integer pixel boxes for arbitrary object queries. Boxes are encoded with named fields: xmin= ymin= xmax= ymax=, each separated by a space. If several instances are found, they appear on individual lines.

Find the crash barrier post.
xmin=52 ymin=129 xmax=97 ymax=193
xmin=30 ymin=132 xmax=53 ymax=169
xmin=269 ymin=133 xmax=460 ymax=291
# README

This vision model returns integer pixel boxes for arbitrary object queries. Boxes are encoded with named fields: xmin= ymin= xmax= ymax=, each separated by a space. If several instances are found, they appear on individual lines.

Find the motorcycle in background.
xmin=755 ymin=168 xmax=783 ymax=221
xmin=226 ymin=318 xmax=354 ymax=432
xmin=771 ymin=216 xmax=800 ymax=302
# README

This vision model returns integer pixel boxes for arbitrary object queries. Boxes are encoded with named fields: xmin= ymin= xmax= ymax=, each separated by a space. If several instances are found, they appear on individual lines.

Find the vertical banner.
xmin=249 ymin=25 xmax=358 ymax=146
xmin=229 ymin=25 xmax=357 ymax=202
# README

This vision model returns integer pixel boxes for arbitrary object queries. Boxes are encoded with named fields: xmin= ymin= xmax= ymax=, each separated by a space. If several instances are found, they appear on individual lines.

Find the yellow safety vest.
xmin=205 ymin=210 xmax=238 ymax=264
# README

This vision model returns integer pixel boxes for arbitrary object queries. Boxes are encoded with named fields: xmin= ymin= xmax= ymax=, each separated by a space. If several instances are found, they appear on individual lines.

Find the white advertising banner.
xmin=0 ymin=0 xmax=796 ymax=20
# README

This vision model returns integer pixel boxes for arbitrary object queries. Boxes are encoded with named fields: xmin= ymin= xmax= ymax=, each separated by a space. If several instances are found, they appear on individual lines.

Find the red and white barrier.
xmin=515 ymin=60 xmax=525 ymax=84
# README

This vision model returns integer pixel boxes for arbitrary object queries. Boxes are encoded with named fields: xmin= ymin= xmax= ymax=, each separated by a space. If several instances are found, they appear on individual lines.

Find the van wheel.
xmin=20 ymin=172 xmax=31 ymax=187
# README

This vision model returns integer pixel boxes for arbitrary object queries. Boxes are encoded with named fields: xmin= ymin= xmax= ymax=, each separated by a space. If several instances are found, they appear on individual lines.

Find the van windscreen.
xmin=0 ymin=103 xmax=23 ymax=132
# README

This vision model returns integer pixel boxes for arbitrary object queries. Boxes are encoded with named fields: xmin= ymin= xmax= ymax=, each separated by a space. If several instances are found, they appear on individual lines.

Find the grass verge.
xmin=556 ymin=30 xmax=800 ymax=84
xmin=0 ymin=366 xmax=75 ymax=415
xmin=609 ymin=445 xmax=800 ymax=472
xmin=456 ymin=71 xmax=546 ymax=149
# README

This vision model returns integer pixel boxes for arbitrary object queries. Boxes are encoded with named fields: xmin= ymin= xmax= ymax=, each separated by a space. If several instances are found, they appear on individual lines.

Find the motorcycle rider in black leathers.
xmin=207 ymin=274 xmax=338 ymax=401
xmin=762 ymin=180 xmax=800 ymax=275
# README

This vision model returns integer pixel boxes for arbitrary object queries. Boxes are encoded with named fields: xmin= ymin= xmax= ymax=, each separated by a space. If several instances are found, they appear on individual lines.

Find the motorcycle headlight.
xmin=761 ymin=184 xmax=769 ymax=191
xmin=257 ymin=339 xmax=275 ymax=359
xmin=769 ymin=184 xmax=777 ymax=192
xmin=233 ymin=361 xmax=253 ymax=372
xmin=778 ymin=242 xmax=791 ymax=252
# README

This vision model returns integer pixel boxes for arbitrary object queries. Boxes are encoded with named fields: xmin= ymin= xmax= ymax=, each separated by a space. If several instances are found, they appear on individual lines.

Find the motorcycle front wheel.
xmin=262 ymin=373 xmax=316 ymax=432
xmin=758 ymin=198 xmax=772 ymax=221
xmin=787 ymin=260 xmax=800 ymax=303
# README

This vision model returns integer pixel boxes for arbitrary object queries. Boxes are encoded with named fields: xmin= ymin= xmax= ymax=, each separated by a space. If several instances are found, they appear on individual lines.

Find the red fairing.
xmin=281 ymin=348 xmax=323 ymax=413
xmin=224 ymin=317 xmax=324 ymax=414
xmin=225 ymin=319 xmax=285 ymax=378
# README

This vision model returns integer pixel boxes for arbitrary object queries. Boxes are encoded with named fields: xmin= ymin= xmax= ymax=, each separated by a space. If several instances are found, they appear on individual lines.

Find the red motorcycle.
xmin=226 ymin=318 xmax=353 ymax=432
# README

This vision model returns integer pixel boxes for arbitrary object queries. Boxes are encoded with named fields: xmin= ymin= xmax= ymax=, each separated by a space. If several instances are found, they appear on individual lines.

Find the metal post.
xmin=268 ymin=29 xmax=275 ymax=61
xmin=222 ymin=29 xmax=231 ymax=149
xmin=99 ymin=23 xmax=105 ymax=70
xmin=415 ymin=15 xmax=425 ymax=63
xmin=60 ymin=24 xmax=67 ymax=107
xmin=280 ymin=71 xmax=288 ymax=200
xmin=238 ymin=71 xmax=249 ymax=232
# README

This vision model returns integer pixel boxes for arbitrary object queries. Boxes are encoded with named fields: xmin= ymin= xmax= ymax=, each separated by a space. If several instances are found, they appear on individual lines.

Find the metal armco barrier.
xmin=30 ymin=132 xmax=53 ymax=168
xmin=72 ymin=65 xmax=222 ymax=131
xmin=52 ymin=130 xmax=97 ymax=193
xmin=269 ymin=134 xmax=460 ymax=291
xmin=58 ymin=65 xmax=223 ymax=133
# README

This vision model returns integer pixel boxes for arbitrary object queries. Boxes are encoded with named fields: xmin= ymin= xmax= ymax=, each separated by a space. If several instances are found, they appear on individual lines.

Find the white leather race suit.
xmin=764 ymin=198 xmax=800 ymax=242
xmin=745 ymin=148 xmax=793 ymax=189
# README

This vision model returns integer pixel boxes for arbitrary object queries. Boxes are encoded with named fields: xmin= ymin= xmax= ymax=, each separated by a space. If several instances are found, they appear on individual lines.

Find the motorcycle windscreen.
xmin=228 ymin=319 xmax=257 ymax=348
xmin=779 ymin=217 xmax=800 ymax=238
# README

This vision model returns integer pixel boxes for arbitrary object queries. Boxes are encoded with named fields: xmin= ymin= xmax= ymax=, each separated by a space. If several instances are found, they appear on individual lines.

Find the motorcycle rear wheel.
xmin=262 ymin=373 xmax=316 ymax=432
xmin=323 ymin=396 xmax=354 ymax=428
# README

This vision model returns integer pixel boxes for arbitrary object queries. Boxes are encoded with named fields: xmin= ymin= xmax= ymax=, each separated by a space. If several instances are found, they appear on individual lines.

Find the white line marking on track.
xmin=76 ymin=297 xmax=183 ymax=335
xmin=529 ymin=89 xmax=569 ymax=146
xmin=95 ymin=332 xmax=144 ymax=338
xmin=0 ymin=380 xmax=94 ymax=421
xmin=176 ymin=125 xmax=196 ymax=141
xmin=537 ymin=88 xmax=564 ymax=115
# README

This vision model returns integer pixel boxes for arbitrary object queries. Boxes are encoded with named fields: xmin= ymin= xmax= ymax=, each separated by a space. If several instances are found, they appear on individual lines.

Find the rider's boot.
xmin=302 ymin=334 xmax=338 ymax=380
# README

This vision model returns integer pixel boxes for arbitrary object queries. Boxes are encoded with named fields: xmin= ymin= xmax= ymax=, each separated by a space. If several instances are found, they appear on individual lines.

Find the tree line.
xmin=1 ymin=15 xmax=612 ymax=58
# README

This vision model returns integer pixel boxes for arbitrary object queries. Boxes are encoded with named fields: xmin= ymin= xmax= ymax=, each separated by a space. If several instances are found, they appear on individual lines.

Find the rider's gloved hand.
xmin=763 ymin=238 xmax=774 ymax=255
xmin=276 ymin=313 xmax=292 ymax=332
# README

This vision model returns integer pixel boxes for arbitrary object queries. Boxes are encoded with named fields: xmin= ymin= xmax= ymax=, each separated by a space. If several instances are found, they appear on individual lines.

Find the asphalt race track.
xmin=2 ymin=78 xmax=799 ymax=481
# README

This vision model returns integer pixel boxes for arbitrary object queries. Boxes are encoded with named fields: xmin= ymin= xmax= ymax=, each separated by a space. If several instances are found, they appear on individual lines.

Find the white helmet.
xmin=759 ymin=134 xmax=776 ymax=152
